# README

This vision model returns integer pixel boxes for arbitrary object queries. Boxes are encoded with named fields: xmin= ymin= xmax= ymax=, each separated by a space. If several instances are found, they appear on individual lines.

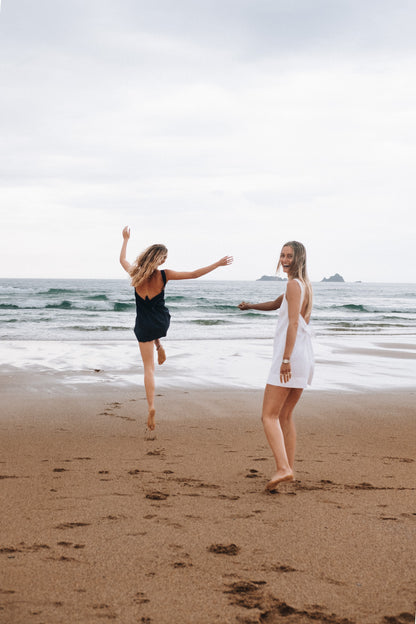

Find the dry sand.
xmin=0 ymin=384 xmax=415 ymax=624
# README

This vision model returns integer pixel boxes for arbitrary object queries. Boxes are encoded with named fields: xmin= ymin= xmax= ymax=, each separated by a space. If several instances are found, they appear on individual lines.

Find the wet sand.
xmin=0 ymin=384 xmax=415 ymax=624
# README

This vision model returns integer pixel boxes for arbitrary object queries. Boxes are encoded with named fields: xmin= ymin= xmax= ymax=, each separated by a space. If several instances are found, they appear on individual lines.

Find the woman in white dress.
xmin=238 ymin=241 xmax=313 ymax=491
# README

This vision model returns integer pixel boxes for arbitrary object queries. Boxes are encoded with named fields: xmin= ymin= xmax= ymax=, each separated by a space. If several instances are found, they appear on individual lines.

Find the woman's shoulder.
xmin=141 ymin=269 xmax=164 ymax=287
xmin=287 ymin=278 xmax=303 ymax=291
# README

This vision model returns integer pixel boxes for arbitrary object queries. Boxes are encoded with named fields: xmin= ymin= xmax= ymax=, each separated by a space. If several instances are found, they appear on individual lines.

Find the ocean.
xmin=1 ymin=278 xmax=416 ymax=392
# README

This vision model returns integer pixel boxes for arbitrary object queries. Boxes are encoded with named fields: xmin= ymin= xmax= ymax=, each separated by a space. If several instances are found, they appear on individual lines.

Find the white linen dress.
xmin=266 ymin=278 xmax=314 ymax=389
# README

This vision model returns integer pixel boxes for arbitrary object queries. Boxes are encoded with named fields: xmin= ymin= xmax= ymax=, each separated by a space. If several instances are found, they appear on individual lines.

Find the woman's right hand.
xmin=238 ymin=301 xmax=250 ymax=310
xmin=122 ymin=226 xmax=130 ymax=240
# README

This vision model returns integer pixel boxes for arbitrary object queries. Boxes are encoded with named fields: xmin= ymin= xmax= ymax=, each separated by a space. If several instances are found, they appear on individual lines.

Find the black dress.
xmin=133 ymin=269 xmax=171 ymax=343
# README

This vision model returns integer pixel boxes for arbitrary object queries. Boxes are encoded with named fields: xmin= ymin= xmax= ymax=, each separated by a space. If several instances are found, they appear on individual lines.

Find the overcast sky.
xmin=1 ymin=0 xmax=415 ymax=282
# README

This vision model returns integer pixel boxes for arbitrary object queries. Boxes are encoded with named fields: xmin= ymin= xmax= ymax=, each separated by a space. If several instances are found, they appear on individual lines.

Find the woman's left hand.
xmin=280 ymin=362 xmax=291 ymax=384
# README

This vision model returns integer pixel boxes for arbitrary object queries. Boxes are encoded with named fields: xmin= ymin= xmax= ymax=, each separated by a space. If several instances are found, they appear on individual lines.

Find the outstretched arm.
xmin=164 ymin=256 xmax=233 ymax=281
xmin=119 ymin=226 xmax=132 ymax=273
xmin=238 ymin=294 xmax=283 ymax=311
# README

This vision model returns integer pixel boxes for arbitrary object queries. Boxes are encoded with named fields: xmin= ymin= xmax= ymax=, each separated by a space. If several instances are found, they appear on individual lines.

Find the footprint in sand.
xmin=144 ymin=431 xmax=157 ymax=441
xmin=101 ymin=402 xmax=135 ymax=422
xmin=1 ymin=544 xmax=50 ymax=555
xmin=345 ymin=482 xmax=384 ymax=490
xmin=133 ymin=592 xmax=150 ymax=605
xmin=91 ymin=604 xmax=117 ymax=619
xmin=217 ymin=494 xmax=240 ymax=501
xmin=246 ymin=469 xmax=261 ymax=479
xmin=224 ymin=581 xmax=355 ymax=623
xmin=0 ymin=546 xmax=22 ymax=554
xmin=382 ymin=612 xmax=414 ymax=623
xmin=57 ymin=542 xmax=84 ymax=549
xmin=224 ymin=580 xmax=265 ymax=609
xmin=270 ymin=563 xmax=297 ymax=573
xmin=383 ymin=456 xmax=414 ymax=464
xmin=145 ymin=491 xmax=169 ymax=501
xmin=208 ymin=543 xmax=240 ymax=556
xmin=55 ymin=522 xmax=91 ymax=530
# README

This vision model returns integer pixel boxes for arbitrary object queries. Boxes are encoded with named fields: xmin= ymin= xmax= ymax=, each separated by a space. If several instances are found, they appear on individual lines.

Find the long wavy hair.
xmin=129 ymin=244 xmax=168 ymax=289
xmin=277 ymin=241 xmax=313 ymax=318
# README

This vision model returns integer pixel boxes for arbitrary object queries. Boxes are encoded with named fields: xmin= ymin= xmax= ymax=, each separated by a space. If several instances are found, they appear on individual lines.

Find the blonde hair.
xmin=129 ymin=244 xmax=168 ymax=289
xmin=277 ymin=241 xmax=313 ymax=318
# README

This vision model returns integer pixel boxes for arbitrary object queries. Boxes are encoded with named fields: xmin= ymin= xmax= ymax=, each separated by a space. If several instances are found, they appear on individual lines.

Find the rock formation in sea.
xmin=321 ymin=273 xmax=345 ymax=282
xmin=256 ymin=275 xmax=287 ymax=281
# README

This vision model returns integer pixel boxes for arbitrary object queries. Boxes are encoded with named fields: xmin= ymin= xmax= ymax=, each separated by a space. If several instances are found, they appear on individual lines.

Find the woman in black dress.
xmin=120 ymin=226 xmax=233 ymax=430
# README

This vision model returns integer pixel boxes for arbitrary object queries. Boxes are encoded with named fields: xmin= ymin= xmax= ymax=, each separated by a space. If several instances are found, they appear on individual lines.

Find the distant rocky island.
xmin=321 ymin=273 xmax=345 ymax=283
xmin=257 ymin=273 xmax=345 ymax=283
xmin=257 ymin=275 xmax=287 ymax=282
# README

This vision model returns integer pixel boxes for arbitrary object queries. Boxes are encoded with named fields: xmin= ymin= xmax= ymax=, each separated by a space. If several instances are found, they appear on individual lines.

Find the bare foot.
xmin=147 ymin=408 xmax=156 ymax=430
xmin=157 ymin=345 xmax=166 ymax=365
xmin=144 ymin=428 xmax=157 ymax=441
xmin=265 ymin=471 xmax=294 ymax=492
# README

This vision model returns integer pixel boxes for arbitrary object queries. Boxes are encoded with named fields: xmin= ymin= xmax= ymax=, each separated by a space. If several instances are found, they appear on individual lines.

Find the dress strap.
xmin=161 ymin=269 xmax=167 ymax=286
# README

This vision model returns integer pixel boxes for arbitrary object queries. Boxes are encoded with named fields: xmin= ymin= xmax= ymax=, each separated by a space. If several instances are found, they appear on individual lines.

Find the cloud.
xmin=0 ymin=1 xmax=415 ymax=281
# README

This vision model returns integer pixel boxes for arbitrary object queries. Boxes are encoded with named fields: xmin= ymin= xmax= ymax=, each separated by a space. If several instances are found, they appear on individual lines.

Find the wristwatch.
xmin=282 ymin=359 xmax=290 ymax=364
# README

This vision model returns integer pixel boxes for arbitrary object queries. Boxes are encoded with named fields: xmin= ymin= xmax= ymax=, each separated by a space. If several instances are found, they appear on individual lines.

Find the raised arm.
xmin=238 ymin=294 xmax=284 ymax=312
xmin=164 ymin=256 xmax=233 ymax=281
xmin=119 ymin=226 xmax=132 ymax=273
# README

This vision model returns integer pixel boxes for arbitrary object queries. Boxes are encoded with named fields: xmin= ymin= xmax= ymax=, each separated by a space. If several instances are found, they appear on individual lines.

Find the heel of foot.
xmin=265 ymin=473 xmax=294 ymax=492
xmin=147 ymin=408 xmax=156 ymax=431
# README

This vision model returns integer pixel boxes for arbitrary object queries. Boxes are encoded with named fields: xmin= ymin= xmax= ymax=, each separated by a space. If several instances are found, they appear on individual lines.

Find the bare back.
xmin=300 ymin=296 xmax=310 ymax=323
xmin=288 ymin=278 xmax=311 ymax=324
xmin=300 ymin=286 xmax=312 ymax=324
xmin=135 ymin=270 xmax=165 ymax=300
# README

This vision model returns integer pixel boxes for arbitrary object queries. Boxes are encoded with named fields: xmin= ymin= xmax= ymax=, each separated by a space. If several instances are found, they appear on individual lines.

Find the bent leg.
xmin=261 ymin=384 xmax=294 ymax=488
xmin=279 ymin=388 xmax=303 ymax=471
xmin=139 ymin=341 xmax=156 ymax=429
xmin=155 ymin=339 xmax=166 ymax=365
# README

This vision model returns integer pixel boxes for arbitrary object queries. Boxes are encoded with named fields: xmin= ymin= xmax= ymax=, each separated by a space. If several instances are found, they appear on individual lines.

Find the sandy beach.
xmin=1 ymin=380 xmax=415 ymax=624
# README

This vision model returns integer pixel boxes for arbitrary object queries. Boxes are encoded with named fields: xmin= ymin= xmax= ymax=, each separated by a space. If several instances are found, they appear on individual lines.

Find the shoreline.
xmin=1 ymin=385 xmax=415 ymax=623
xmin=1 ymin=334 xmax=416 ymax=395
